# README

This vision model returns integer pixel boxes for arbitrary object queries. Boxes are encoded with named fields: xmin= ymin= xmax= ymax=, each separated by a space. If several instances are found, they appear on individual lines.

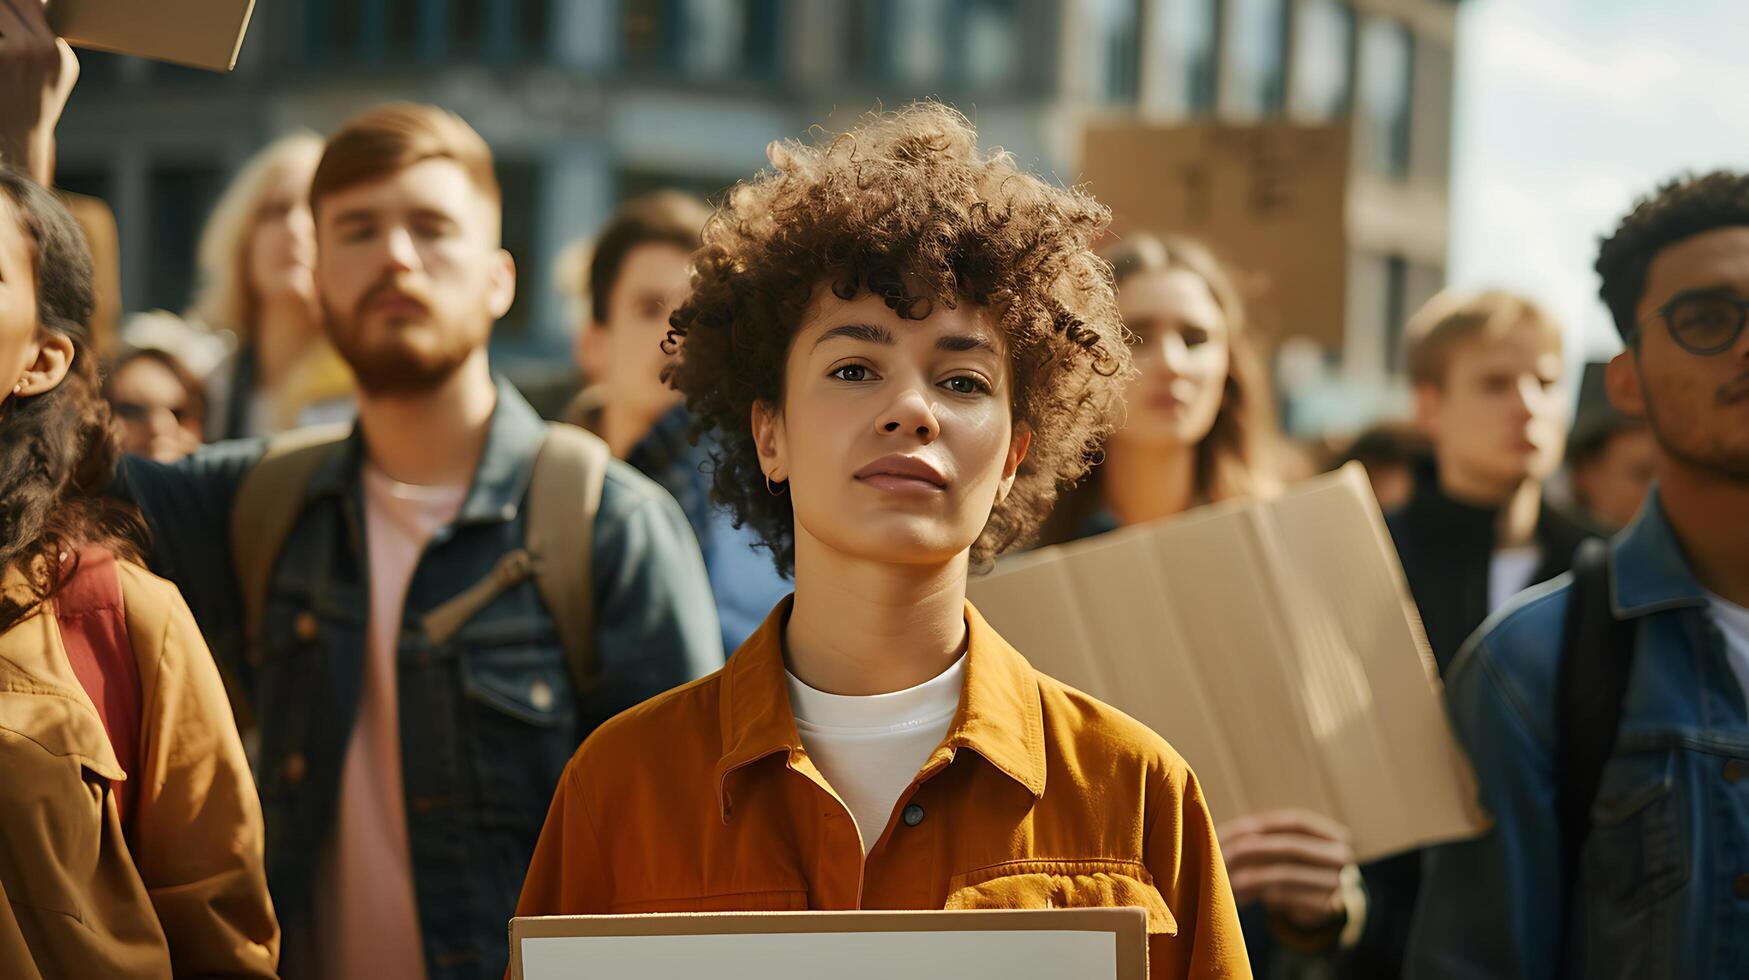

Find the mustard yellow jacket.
xmin=517 ymin=598 xmax=1251 ymax=978
xmin=0 ymin=556 xmax=278 ymax=978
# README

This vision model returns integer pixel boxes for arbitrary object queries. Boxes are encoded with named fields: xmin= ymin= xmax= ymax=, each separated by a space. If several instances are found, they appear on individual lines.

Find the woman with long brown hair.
xmin=1039 ymin=233 xmax=1365 ymax=973
xmin=1037 ymin=233 xmax=1280 ymax=542
xmin=0 ymin=166 xmax=278 ymax=977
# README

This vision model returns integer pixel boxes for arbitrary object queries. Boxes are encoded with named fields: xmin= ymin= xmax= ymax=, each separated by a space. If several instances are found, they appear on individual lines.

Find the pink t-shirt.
xmin=312 ymin=466 xmax=465 ymax=980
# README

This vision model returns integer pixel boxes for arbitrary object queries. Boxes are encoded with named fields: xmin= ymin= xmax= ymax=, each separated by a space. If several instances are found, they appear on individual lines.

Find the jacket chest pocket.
xmin=456 ymin=633 xmax=578 ymax=829
xmin=944 ymin=859 xmax=1177 ymax=937
xmin=1584 ymin=748 xmax=1688 ymax=910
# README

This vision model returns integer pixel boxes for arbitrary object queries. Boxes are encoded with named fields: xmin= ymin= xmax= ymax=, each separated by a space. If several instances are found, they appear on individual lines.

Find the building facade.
xmin=57 ymin=0 xmax=1458 ymax=393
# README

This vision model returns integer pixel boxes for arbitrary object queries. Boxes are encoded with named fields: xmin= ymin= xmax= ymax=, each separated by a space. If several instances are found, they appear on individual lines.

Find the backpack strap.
xmin=1555 ymin=536 xmax=1638 ymax=958
xmin=54 ymin=549 xmax=141 ymax=826
xmin=418 ymin=422 xmax=610 ymax=697
xmin=230 ymin=423 xmax=351 ymax=672
xmin=527 ymin=422 xmax=610 ymax=697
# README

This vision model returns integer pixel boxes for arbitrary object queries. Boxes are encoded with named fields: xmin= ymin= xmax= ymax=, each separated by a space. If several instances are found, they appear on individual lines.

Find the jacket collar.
xmin=0 ymin=565 xmax=126 ymax=781
xmin=712 ymin=597 xmax=1048 ymax=821
xmin=1612 ymin=486 xmax=1709 ymax=617
xmin=304 ymin=374 xmax=548 ymax=526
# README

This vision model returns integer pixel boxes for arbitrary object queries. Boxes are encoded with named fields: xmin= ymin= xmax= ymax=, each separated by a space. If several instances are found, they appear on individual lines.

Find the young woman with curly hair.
xmin=0 ymin=167 xmax=278 ymax=977
xmin=515 ymin=104 xmax=1250 ymax=978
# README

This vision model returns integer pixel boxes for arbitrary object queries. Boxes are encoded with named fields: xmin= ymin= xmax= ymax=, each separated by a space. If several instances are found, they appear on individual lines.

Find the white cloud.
xmin=1448 ymin=0 xmax=1749 ymax=363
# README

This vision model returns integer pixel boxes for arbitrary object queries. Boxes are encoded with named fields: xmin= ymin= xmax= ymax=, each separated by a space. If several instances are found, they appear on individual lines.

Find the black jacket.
xmin=1347 ymin=460 xmax=1597 ymax=979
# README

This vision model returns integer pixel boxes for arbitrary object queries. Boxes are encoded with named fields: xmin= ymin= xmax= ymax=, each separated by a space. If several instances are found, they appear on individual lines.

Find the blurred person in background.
xmin=1356 ymin=289 xmax=1596 ymax=978
xmin=116 ymin=103 xmax=723 ymax=980
xmin=191 ymin=132 xmax=356 ymax=439
xmin=1566 ymin=409 xmax=1656 ymax=530
xmin=1334 ymin=421 xmax=1428 ymax=514
xmin=103 ymin=345 xmax=207 ymax=462
xmin=517 ymin=104 xmax=1250 ymax=978
xmin=1410 ymin=170 xmax=1749 ymax=979
xmin=1037 ymin=233 xmax=1362 ymax=977
xmin=1391 ymin=290 xmax=1594 ymax=670
xmin=557 ymin=190 xmax=788 ymax=651
xmin=0 ymin=162 xmax=278 ymax=977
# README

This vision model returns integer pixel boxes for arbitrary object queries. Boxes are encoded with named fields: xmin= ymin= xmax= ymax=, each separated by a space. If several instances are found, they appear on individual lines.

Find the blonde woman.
xmin=191 ymin=133 xmax=354 ymax=439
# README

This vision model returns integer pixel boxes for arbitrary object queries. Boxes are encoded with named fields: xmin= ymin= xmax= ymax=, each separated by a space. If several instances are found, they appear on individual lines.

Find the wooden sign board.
xmin=511 ymin=908 xmax=1148 ymax=980
xmin=50 ymin=0 xmax=257 ymax=72
xmin=969 ymin=465 xmax=1489 ymax=863
xmin=1080 ymin=121 xmax=1351 ymax=347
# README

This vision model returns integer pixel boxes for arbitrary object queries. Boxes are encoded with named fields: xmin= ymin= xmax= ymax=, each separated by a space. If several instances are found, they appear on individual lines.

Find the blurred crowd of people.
xmin=3 ymin=7 xmax=1748 ymax=980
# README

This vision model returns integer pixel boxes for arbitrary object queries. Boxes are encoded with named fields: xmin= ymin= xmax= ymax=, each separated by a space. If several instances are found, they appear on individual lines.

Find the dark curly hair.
xmin=1597 ymin=170 xmax=1749 ymax=342
xmin=665 ymin=103 xmax=1132 ymax=575
xmin=0 ymin=167 xmax=146 ymax=632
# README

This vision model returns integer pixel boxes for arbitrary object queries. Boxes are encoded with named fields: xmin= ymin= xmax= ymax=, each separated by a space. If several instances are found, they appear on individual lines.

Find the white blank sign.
xmin=511 ymin=909 xmax=1147 ymax=980
xmin=523 ymin=930 xmax=1113 ymax=978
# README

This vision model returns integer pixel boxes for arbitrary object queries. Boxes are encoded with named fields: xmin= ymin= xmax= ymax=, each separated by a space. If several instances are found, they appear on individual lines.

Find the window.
xmin=1158 ymin=0 xmax=1220 ymax=114
xmin=518 ymin=0 xmax=552 ymax=53
xmin=843 ymin=0 xmax=900 ymax=81
xmin=1086 ymin=0 xmax=1141 ymax=102
xmin=622 ymin=0 xmax=782 ymax=78
xmin=495 ymin=160 xmax=541 ymax=341
xmin=1290 ymin=0 xmax=1354 ymax=120
xmin=1226 ymin=0 xmax=1289 ymax=117
xmin=305 ymin=0 xmax=363 ymax=62
xmin=386 ymin=0 xmax=421 ymax=57
xmin=948 ymin=0 xmax=1022 ymax=89
xmin=452 ymin=0 xmax=487 ymax=54
xmin=146 ymin=165 xmax=224 ymax=315
xmin=1359 ymin=18 xmax=1414 ymax=178
xmin=1381 ymin=253 xmax=1408 ymax=372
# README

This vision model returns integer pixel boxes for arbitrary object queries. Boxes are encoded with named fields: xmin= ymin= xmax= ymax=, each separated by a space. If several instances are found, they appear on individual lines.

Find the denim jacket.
xmin=1408 ymin=489 xmax=1749 ymax=979
xmin=117 ymin=378 xmax=724 ymax=980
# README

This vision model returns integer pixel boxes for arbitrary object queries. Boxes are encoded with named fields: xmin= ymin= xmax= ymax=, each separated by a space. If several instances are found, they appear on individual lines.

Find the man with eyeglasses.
xmin=1408 ymin=171 xmax=1749 ymax=979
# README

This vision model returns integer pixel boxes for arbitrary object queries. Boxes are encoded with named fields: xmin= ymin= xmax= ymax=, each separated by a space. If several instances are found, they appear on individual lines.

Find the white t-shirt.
xmin=1490 ymin=546 xmax=1542 ymax=614
xmin=786 ymin=656 xmax=965 ymax=854
xmin=312 ymin=466 xmax=466 ymax=980
xmin=1706 ymin=591 xmax=1749 ymax=709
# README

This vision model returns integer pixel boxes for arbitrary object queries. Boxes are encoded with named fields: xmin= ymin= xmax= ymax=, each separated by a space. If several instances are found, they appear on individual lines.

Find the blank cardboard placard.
xmin=50 ymin=0 xmax=257 ymax=72
xmin=511 ymin=908 xmax=1147 ymax=980
xmin=968 ymin=464 xmax=1489 ymax=862
xmin=1079 ymin=121 xmax=1350 ymax=347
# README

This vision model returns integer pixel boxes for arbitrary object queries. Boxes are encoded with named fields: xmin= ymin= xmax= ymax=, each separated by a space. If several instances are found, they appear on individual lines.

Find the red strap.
xmin=54 ymin=549 xmax=141 ymax=825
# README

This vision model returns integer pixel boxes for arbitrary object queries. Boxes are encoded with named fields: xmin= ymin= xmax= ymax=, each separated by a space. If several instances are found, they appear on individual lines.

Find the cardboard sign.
xmin=1079 ymin=121 xmax=1350 ymax=347
xmin=511 ymin=908 xmax=1147 ymax=980
xmin=50 ymin=0 xmax=256 ymax=72
xmin=968 ymin=464 xmax=1489 ymax=862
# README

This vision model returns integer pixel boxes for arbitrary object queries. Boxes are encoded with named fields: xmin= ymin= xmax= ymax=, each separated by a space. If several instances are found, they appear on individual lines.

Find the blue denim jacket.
xmin=1408 ymin=489 xmax=1749 ymax=979
xmin=118 ymin=378 xmax=724 ymax=980
xmin=623 ymin=404 xmax=789 ymax=652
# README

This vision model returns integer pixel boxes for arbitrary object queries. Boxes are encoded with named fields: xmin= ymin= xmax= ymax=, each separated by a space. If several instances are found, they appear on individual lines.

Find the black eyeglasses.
xmin=1647 ymin=292 xmax=1749 ymax=356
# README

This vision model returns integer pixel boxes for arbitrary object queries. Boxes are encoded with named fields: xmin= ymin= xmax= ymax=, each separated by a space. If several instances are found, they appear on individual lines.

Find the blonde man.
xmin=1345 ymin=290 xmax=1598 ymax=977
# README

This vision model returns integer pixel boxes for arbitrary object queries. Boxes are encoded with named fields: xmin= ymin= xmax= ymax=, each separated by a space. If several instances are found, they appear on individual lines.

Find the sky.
xmin=1447 ymin=0 xmax=1749 ymax=361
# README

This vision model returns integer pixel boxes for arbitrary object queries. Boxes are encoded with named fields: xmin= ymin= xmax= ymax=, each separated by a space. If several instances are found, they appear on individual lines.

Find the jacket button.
xmin=1726 ymin=760 xmax=1747 ymax=784
xmin=1737 ymin=874 xmax=1749 ymax=899
xmin=294 ymin=611 xmax=320 ymax=643
xmin=283 ymin=753 xmax=308 ymax=786
xmin=902 ymin=804 xmax=925 ymax=827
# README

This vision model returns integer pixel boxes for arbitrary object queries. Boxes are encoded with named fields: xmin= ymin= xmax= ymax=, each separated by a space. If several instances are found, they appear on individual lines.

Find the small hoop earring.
xmin=765 ymin=475 xmax=787 ymax=497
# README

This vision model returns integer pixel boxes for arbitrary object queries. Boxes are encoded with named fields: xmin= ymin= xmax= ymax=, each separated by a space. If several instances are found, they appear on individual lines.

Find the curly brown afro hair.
xmin=666 ymin=102 xmax=1133 ymax=576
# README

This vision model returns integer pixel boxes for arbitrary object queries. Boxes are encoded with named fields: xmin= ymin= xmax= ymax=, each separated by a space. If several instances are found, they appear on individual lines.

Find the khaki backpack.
xmin=226 ymin=422 xmax=611 ymax=715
